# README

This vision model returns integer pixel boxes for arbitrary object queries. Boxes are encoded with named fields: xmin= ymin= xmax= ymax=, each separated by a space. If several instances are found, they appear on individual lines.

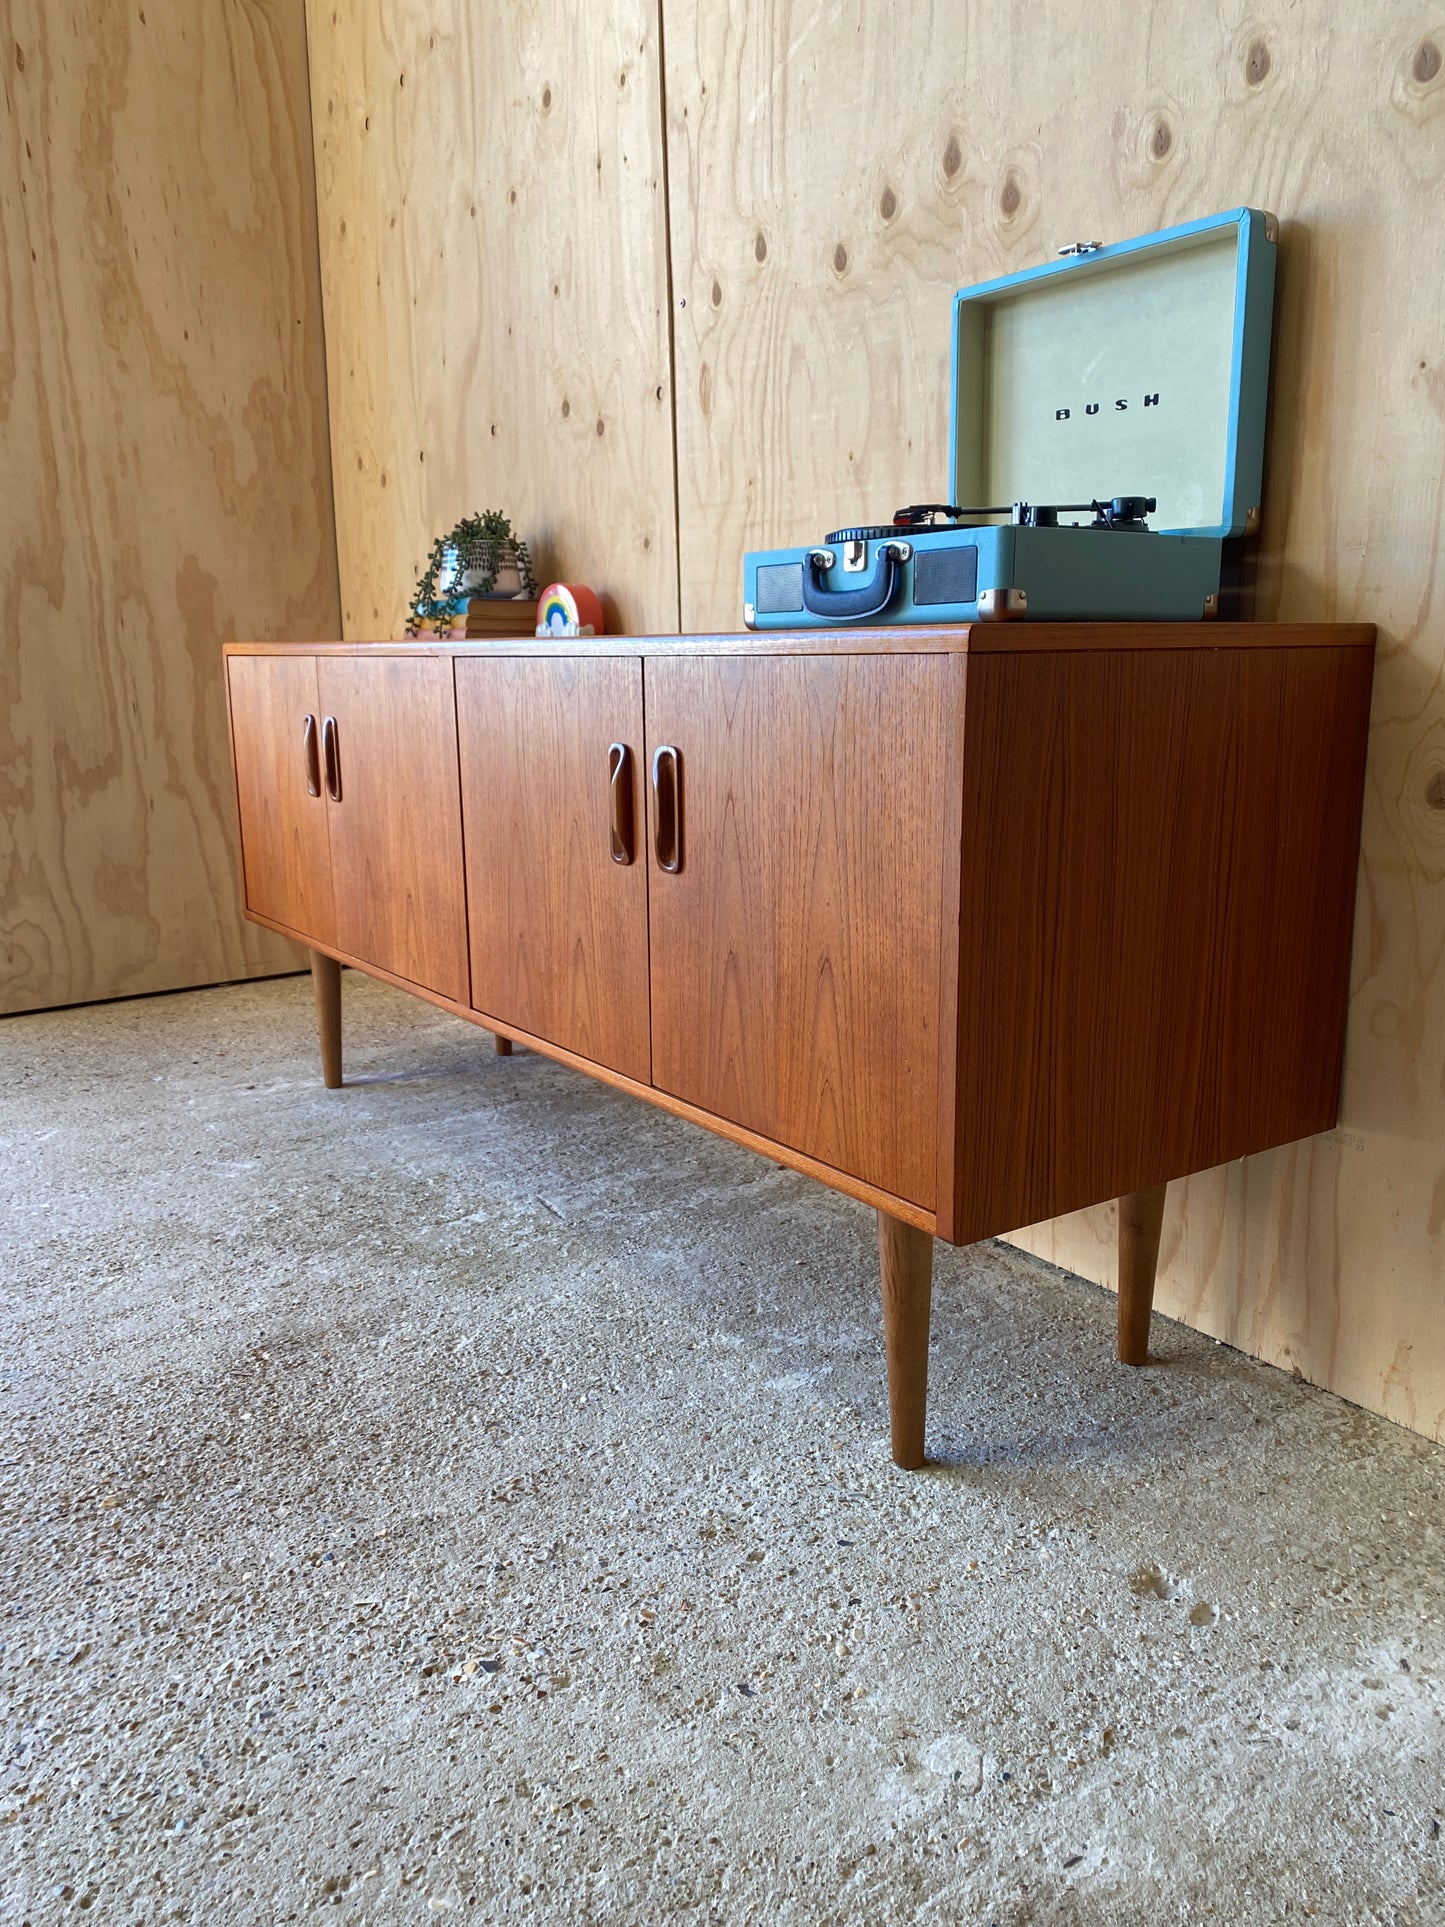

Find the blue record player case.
xmin=743 ymin=207 xmax=1277 ymax=627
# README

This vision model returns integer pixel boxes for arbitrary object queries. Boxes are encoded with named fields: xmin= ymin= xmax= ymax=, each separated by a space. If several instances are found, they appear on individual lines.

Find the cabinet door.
xmin=227 ymin=653 xmax=335 ymax=946
xmin=645 ymin=654 xmax=950 ymax=1208
xmin=456 ymin=656 xmax=650 ymax=1083
xmin=316 ymin=655 xmax=469 ymax=1002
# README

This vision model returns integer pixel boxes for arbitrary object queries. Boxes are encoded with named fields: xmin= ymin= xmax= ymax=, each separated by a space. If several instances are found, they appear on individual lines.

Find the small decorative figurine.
xmin=406 ymin=510 xmax=536 ymax=637
xmin=535 ymin=583 xmax=605 ymax=638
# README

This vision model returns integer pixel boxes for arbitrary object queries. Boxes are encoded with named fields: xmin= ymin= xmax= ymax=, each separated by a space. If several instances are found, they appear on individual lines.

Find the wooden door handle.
xmin=608 ymin=743 xmax=634 ymax=865
xmin=302 ymin=713 xmax=322 ymax=797
xmin=651 ymin=745 xmax=681 ymax=873
xmin=321 ymin=715 xmax=341 ymax=802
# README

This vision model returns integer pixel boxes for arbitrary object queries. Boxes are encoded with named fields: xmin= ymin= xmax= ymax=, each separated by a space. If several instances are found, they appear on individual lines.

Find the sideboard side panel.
xmin=947 ymin=640 xmax=1375 ymax=1243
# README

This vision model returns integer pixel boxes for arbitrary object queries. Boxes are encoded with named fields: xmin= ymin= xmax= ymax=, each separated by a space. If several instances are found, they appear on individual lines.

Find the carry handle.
xmin=302 ymin=714 xmax=322 ymax=798
xmin=801 ymin=542 xmax=906 ymax=622
xmin=651 ymin=745 xmax=681 ymax=874
xmin=608 ymin=743 xmax=634 ymax=865
xmin=321 ymin=715 xmax=341 ymax=802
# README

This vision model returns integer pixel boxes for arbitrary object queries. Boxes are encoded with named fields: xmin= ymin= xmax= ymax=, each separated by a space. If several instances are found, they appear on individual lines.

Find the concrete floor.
xmin=2 ymin=973 xmax=1442 ymax=1926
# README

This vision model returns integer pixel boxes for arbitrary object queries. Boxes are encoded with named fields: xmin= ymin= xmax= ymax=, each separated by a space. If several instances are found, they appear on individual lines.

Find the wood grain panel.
xmin=645 ymin=653 xmax=949 ymax=1208
xmin=317 ymin=656 xmax=469 ymax=1002
xmin=226 ymin=654 xmax=335 ymax=948
xmin=1 ymin=1 xmax=340 ymax=1013
xmin=943 ymin=641 xmax=1374 ymax=1241
xmin=304 ymin=0 xmax=678 ymax=639
xmin=663 ymin=1 xmax=1445 ymax=1440
xmin=455 ymin=655 xmax=651 ymax=1082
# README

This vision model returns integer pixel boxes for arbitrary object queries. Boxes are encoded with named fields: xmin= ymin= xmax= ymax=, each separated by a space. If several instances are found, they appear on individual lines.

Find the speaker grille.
xmin=913 ymin=544 xmax=978 ymax=608
xmin=755 ymin=562 xmax=804 ymax=615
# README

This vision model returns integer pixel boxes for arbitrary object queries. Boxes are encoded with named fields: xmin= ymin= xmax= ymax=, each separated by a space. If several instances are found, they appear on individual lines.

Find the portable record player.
xmin=743 ymin=206 xmax=1277 ymax=627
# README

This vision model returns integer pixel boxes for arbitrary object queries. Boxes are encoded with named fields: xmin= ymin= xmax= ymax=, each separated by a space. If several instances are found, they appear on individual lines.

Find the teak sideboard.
xmin=224 ymin=625 xmax=1375 ymax=1467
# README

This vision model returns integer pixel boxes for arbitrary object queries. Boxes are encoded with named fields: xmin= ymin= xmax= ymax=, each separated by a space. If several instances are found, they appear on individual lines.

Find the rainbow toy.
xmin=535 ymin=582 xmax=605 ymax=638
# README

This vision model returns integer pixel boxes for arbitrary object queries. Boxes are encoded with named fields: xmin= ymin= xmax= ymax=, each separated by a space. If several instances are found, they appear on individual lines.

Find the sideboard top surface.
xmin=223 ymin=622 xmax=1376 ymax=661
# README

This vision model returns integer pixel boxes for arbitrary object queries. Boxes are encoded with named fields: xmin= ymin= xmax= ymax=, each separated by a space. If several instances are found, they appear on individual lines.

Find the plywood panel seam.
xmin=651 ymin=0 xmax=685 ymax=633
xmin=299 ymin=0 xmax=344 ymax=646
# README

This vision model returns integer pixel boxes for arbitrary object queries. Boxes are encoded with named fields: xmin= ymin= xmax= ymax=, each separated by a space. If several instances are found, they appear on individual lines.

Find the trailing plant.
xmin=406 ymin=510 xmax=536 ymax=635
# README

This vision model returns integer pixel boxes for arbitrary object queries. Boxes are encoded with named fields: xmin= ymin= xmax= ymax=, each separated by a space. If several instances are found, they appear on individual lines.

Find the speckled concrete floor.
xmin=2 ymin=973 xmax=1442 ymax=1926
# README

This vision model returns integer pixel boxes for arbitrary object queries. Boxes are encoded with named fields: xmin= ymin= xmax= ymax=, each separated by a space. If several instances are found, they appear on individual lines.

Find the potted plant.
xmin=406 ymin=511 xmax=536 ymax=638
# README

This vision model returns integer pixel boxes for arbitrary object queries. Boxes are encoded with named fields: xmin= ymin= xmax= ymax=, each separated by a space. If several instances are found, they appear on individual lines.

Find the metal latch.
xmin=1057 ymin=240 xmax=1102 ymax=257
xmin=843 ymin=538 xmax=868 ymax=573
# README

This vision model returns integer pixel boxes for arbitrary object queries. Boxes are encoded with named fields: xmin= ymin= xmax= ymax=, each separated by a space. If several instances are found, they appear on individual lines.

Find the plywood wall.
xmin=305 ymin=0 xmax=678 ymax=639
xmin=658 ymin=0 xmax=1445 ymax=1440
xmin=0 ymin=0 xmax=340 ymax=1014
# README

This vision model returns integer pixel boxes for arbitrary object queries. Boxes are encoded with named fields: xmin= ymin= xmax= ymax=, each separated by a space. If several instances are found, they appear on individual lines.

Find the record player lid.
xmin=949 ymin=207 xmax=1276 ymax=540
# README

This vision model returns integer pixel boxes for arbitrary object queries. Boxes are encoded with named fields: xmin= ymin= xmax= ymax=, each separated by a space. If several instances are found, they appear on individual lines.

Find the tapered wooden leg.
xmin=310 ymin=950 xmax=343 ymax=1089
xmin=1118 ymin=1182 xmax=1167 ymax=1366
xmin=494 ymin=1034 xmax=513 ymax=1056
xmin=878 ymin=1211 xmax=934 ymax=1469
